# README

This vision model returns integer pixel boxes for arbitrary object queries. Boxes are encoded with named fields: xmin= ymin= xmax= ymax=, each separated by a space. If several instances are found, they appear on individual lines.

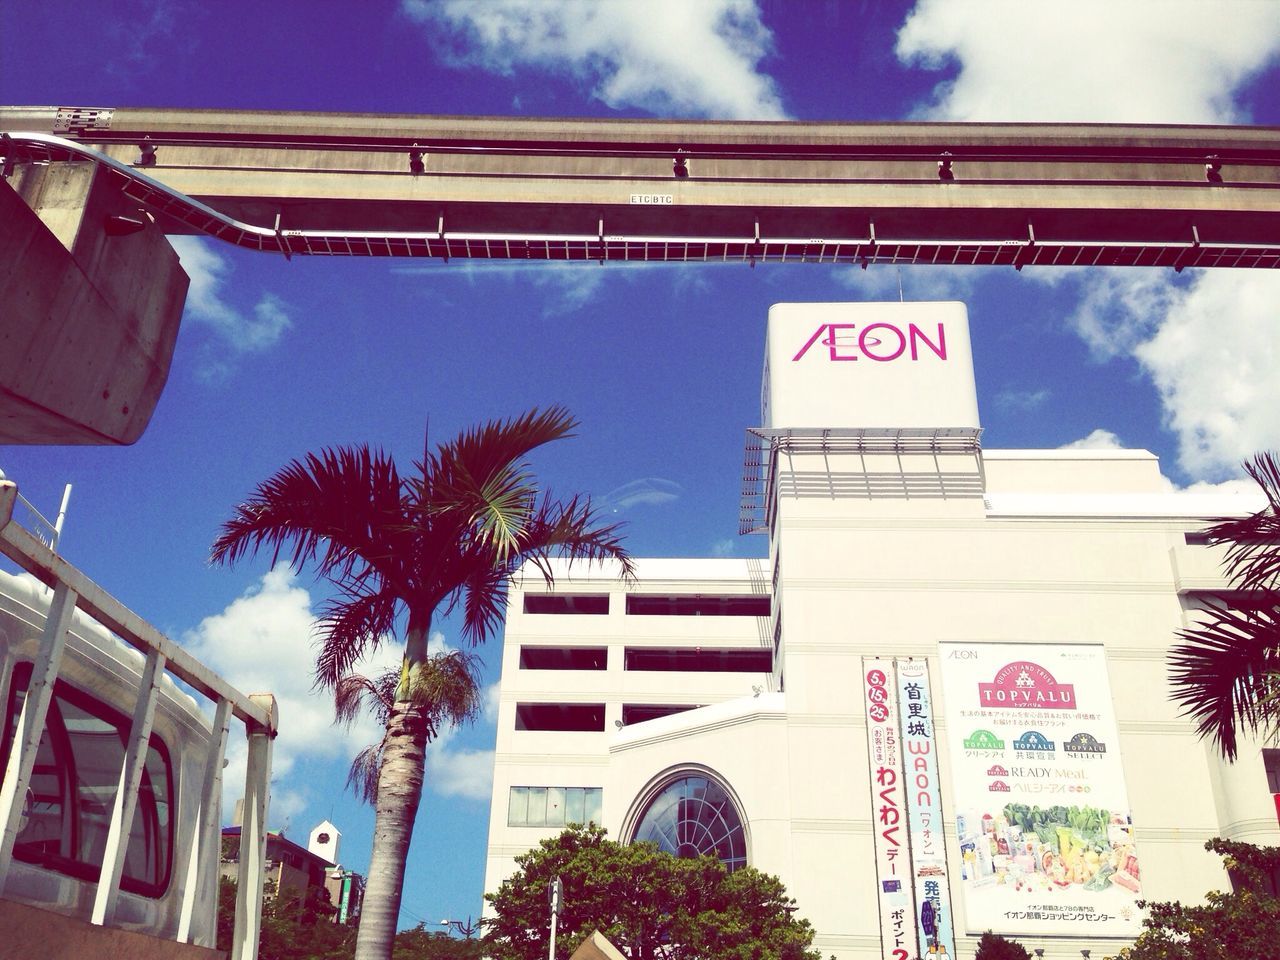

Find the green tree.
xmin=218 ymin=877 xmax=355 ymax=960
xmin=973 ymin=932 xmax=1031 ymax=960
xmin=392 ymin=925 xmax=485 ymax=960
xmin=1119 ymin=839 xmax=1280 ymax=959
xmin=1169 ymin=451 xmax=1280 ymax=759
xmin=484 ymin=824 xmax=822 ymax=960
xmin=212 ymin=408 xmax=631 ymax=960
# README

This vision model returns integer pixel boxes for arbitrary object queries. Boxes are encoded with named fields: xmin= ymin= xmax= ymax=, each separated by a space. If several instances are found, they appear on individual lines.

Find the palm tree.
xmin=1170 ymin=451 xmax=1280 ymax=760
xmin=211 ymin=407 xmax=631 ymax=960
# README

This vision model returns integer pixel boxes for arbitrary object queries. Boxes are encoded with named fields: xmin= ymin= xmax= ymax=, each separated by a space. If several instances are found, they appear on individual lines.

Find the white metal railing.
xmin=0 ymin=479 xmax=276 ymax=959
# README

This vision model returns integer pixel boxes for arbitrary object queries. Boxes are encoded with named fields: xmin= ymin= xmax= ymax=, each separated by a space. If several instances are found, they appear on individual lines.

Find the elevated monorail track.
xmin=3 ymin=106 xmax=1280 ymax=268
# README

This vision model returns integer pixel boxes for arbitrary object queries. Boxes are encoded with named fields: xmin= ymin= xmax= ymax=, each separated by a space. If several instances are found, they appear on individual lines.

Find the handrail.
xmin=0 ymin=481 xmax=276 ymax=733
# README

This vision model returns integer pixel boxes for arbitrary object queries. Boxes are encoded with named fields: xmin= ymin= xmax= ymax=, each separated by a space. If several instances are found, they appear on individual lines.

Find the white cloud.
xmin=1060 ymin=428 xmax=1125 ymax=451
xmin=168 ymin=236 xmax=292 ymax=379
xmin=1049 ymin=270 xmax=1280 ymax=480
xmin=426 ymin=731 xmax=494 ymax=801
xmin=407 ymin=0 xmax=787 ymax=119
xmin=1177 ymin=476 xmax=1265 ymax=497
xmin=602 ymin=477 xmax=682 ymax=511
xmin=184 ymin=569 xmax=495 ymax=821
xmin=710 ymin=538 xmax=736 ymax=558
xmin=896 ymin=0 xmax=1280 ymax=123
xmin=1132 ymin=272 xmax=1280 ymax=479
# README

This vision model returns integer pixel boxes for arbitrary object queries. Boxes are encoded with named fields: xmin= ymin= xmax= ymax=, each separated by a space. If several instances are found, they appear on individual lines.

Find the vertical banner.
xmin=897 ymin=659 xmax=958 ymax=959
xmin=863 ymin=659 xmax=917 ymax=960
xmin=937 ymin=643 xmax=1142 ymax=938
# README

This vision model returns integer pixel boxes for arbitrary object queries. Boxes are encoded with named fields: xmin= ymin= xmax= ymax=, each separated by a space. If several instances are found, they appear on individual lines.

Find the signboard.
xmin=938 ymin=643 xmax=1142 ymax=938
xmin=761 ymin=302 xmax=980 ymax=432
xmin=864 ymin=659 xmax=917 ymax=960
xmin=896 ymin=660 xmax=958 ymax=958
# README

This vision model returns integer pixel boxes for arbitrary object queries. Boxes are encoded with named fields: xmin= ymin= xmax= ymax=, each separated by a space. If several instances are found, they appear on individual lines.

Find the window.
xmin=624 ymin=648 xmax=771 ymax=673
xmin=630 ymin=775 xmax=746 ymax=871
xmin=515 ymin=703 xmax=605 ymax=732
xmin=1265 ymin=750 xmax=1280 ymax=792
xmin=508 ymin=786 xmax=602 ymax=827
xmin=1 ymin=663 xmax=174 ymax=898
xmin=520 ymin=647 xmax=608 ymax=670
xmin=621 ymin=704 xmax=697 ymax=726
xmin=625 ymin=595 xmax=770 ymax=617
xmin=523 ymin=594 xmax=610 ymax=615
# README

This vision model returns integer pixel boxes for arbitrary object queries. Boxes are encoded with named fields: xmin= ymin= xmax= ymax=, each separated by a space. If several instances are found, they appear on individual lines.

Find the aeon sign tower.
xmin=761 ymin=302 xmax=981 ymax=435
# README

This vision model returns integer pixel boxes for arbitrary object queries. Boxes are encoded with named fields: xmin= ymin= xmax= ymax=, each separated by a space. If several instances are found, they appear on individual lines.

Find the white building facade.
xmin=483 ymin=302 xmax=1279 ymax=959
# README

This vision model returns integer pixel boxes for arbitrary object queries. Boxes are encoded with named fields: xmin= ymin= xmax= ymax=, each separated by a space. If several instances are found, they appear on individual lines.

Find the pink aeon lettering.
xmin=791 ymin=322 xmax=948 ymax=362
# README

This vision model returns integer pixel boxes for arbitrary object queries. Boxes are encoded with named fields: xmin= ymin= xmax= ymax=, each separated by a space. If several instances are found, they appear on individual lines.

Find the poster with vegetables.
xmin=937 ymin=643 xmax=1142 ymax=937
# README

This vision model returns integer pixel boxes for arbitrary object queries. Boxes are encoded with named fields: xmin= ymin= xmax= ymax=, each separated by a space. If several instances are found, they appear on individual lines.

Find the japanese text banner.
xmin=937 ymin=643 xmax=1142 ymax=938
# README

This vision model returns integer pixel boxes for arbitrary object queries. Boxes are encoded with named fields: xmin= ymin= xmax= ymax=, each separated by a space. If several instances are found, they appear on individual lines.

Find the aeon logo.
xmin=792 ymin=322 xmax=948 ymax=363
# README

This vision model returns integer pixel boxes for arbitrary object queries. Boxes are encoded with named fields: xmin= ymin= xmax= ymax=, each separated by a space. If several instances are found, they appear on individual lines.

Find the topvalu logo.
xmin=978 ymin=661 xmax=1077 ymax=710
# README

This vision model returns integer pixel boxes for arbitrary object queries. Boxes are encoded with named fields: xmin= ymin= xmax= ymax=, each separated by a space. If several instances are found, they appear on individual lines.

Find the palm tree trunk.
xmin=354 ymin=698 xmax=428 ymax=960
xmin=355 ymin=622 xmax=433 ymax=960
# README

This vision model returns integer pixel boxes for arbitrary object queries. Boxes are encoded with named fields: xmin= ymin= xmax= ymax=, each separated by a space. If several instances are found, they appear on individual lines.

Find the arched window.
xmin=630 ymin=774 xmax=747 ymax=872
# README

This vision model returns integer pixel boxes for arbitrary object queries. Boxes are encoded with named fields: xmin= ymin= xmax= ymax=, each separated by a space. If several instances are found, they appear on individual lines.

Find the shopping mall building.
xmin=482 ymin=302 xmax=1279 ymax=959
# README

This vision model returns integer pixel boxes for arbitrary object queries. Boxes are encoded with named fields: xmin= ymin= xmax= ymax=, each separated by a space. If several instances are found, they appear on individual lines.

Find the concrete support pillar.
xmin=0 ymin=162 xmax=188 ymax=444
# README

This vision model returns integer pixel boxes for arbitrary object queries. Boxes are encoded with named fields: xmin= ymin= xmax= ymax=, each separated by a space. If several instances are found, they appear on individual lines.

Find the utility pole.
xmin=548 ymin=875 xmax=564 ymax=960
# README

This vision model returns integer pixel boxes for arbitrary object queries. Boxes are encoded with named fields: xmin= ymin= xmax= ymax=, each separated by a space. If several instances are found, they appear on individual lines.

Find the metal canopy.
xmin=739 ymin=428 xmax=985 ymax=534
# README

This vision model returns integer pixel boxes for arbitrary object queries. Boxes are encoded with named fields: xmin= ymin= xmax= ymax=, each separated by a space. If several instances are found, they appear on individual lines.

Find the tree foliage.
xmin=1169 ymin=451 xmax=1280 ymax=760
xmin=1119 ymin=839 xmax=1280 ymax=960
xmin=973 ymin=932 xmax=1031 ymax=960
xmin=217 ymin=877 xmax=354 ymax=960
xmin=484 ymin=825 xmax=821 ymax=960
xmin=392 ymin=925 xmax=486 ymax=960
xmin=217 ymin=879 xmax=485 ymax=960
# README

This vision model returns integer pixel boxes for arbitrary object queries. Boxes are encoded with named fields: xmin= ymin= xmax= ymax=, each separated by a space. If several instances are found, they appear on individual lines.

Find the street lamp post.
xmin=440 ymin=916 xmax=483 ymax=939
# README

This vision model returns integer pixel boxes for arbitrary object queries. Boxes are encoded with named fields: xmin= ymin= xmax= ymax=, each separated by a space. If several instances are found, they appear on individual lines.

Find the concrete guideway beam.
xmin=2 ymin=107 xmax=1279 ymax=268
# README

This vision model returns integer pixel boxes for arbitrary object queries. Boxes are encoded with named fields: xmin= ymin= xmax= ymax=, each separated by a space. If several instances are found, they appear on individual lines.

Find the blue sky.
xmin=4 ymin=0 xmax=1280 ymax=932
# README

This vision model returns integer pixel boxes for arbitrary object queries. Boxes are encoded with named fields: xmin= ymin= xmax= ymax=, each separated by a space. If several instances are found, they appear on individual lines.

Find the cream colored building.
xmin=483 ymin=302 xmax=1278 ymax=959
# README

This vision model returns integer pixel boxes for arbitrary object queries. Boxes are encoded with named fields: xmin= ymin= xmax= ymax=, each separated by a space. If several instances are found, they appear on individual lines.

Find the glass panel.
xmin=546 ymin=787 xmax=566 ymax=827
xmin=584 ymin=787 xmax=602 ymax=825
xmin=59 ymin=695 xmax=123 ymax=866
xmin=631 ymin=776 xmax=747 ymax=872
xmin=509 ymin=786 xmax=529 ymax=827
xmin=564 ymin=787 xmax=585 ymax=824
xmin=526 ymin=787 xmax=548 ymax=827
xmin=2 ymin=667 xmax=173 ymax=895
xmin=7 ymin=690 xmax=72 ymax=860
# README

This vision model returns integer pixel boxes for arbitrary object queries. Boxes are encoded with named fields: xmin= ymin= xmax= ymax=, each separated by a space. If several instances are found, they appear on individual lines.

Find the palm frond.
xmin=1170 ymin=600 xmax=1280 ymax=760
xmin=518 ymin=492 xmax=635 ymax=581
xmin=428 ymin=406 xmax=577 ymax=497
xmin=346 ymin=741 xmax=385 ymax=805
xmin=414 ymin=407 xmax=578 ymax=560
xmin=457 ymin=562 xmax=511 ymax=648
xmin=314 ymin=589 xmax=400 ymax=689
xmin=407 ymin=650 xmax=484 ymax=738
xmin=1199 ymin=451 xmax=1280 ymax=593
xmin=211 ymin=445 xmax=406 ymax=587
xmin=1246 ymin=451 xmax=1280 ymax=513
xmin=334 ymin=670 xmax=396 ymax=728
